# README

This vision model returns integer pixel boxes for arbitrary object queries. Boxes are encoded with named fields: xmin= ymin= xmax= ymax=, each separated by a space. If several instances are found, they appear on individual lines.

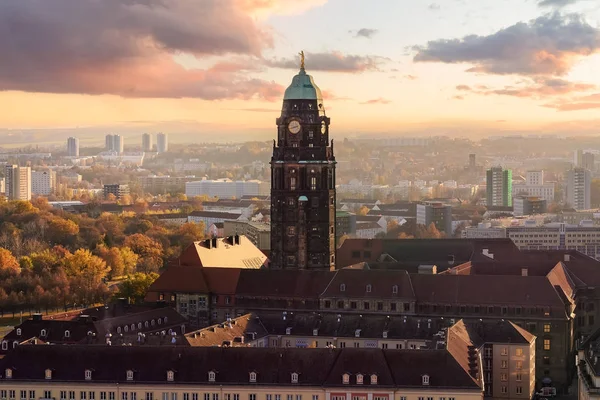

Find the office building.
xmin=224 ymin=220 xmax=271 ymax=250
xmin=142 ymin=133 xmax=153 ymax=152
xmin=567 ymin=168 xmax=591 ymax=210
xmin=574 ymin=150 xmax=595 ymax=171
xmin=270 ymin=56 xmax=336 ymax=270
xmin=513 ymin=196 xmax=547 ymax=217
xmin=31 ymin=170 xmax=56 ymax=196
xmin=416 ymin=201 xmax=453 ymax=234
xmin=67 ymin=137 xmax=79 ymax=157
xmin=185 ymin=179 xmax=269 ymax=199
xmin=103 ymin=184 xmax=130 ymax=200
xmin=469 ymin=154 xmax=476 ymax=169
xmin=105 ymin=134 xmax=124 ymax=154
xmin=157 ymin=133 xmax=168 ymax=153
xmin=5 ymin=165 xmax=31 ymax=200
xmin=486 ymin=167 xmax=512 ymax=207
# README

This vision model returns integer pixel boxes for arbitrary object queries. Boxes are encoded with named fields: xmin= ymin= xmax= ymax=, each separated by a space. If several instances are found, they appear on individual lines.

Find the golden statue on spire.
xmin=299 ymin=51 xmax=305 ymax=70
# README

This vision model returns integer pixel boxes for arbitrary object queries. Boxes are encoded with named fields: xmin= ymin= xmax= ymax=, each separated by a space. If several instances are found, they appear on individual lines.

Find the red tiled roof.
xmin=321 ymin=269 xmax=415 ymax=299
xmin=148 ymin=266 xmax=209 ymax=293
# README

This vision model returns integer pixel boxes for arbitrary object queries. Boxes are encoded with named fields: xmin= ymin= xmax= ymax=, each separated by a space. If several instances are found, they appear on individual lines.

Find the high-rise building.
xmin=574 ymin=149 xmax=583 ymax=167
xmin=469 ymin=154 xmax=476 ymax=169
xmin=567 ymin=167 xmax=591 ymax=210
xmin=486 ymin=166 xmax=512 ymax=207
xmin=416 ymin=201 xmax=453 ymax=234
xmin=105 ymin=134 xmax=124 ymax=153
xmin=142 ymin=133 xmax=153 ymax=152
xmin=270 ymin=55 xmax=336 ymax=270
xmin=67 ymin=137 xmax=79 ymax=157
xmin=5 ymin=165 xmax=31 ymax=201
xmin=512 ymin=170 xmax=554 ymax=203
xmin=157 ymin=133 xmax=168 ymax=153
xmin=31 ymin=170 xmax=56 ymax=196
xmin=583 ymin=152 xmax=595 ymax=172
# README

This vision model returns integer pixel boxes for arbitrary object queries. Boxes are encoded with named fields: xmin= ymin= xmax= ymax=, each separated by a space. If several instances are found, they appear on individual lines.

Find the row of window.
xmin=323 ymin=300 xmax=411 ymax=312
xmin=114 ymin=317 xmax=169 ymax=334
xmin=483 ymin=347 xmax=526 ymax=358
xmin=417 ymin=304 xmax=551 ymax=317
xmin=3 ymin=393 xmax=459 ymax=400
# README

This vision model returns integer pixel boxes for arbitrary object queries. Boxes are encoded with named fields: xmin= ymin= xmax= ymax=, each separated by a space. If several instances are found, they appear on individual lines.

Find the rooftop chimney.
xmin=564 ymin=254 xmax=571 ymax=262
xmin=521 ymin=268 xmax=528 ymax=277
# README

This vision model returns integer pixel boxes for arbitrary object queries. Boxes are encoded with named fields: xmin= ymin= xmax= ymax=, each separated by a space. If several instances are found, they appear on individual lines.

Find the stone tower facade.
xmin=270 ymin=58 xmax=336 ymax=270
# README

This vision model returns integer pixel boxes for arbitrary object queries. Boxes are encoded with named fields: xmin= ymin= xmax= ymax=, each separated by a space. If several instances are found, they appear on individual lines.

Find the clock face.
xmin=288 ymin=120 xmax=301 ymax=134
xmin=321 ymin=121 xmax=326 ymax=134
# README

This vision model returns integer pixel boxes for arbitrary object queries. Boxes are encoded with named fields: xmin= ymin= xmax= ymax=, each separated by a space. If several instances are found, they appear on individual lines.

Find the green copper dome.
xmin=283 ymin=68 xmax=323 ymax=102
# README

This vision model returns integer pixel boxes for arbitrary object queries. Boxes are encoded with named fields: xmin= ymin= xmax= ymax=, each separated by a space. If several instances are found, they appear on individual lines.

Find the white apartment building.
xmin=142 ymin=133 xmax=153 ymax=152
xmin=105 ymin=134 xmax=124 ymax=153
xmin=185 ymin=178 xmax=269 ymax=199
xmin=512 ymin=171 xmax=555 ymax=203
xmin=31 ymin=170 xmax=57 ymax=196
xmin=567 ymin=168 xmax=591 ymax=210
xmin=5 ymin=165 xmax=31 ymax=201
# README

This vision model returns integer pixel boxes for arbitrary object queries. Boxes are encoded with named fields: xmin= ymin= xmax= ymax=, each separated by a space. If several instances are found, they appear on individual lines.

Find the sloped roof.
xmin=147 ymin=266 xmax=210 ymax=293
xmin=177 ymin=236 xmax=267 ymax=269
xmin=0 ymin=345 xmax=481 ymax=391
xmin=236 ymin=270 xmax=334 ymax=298
xmin=184 ymin=314 xmax=268 ymax=347
xmin=410 ymin=273 xmax=566 ymax=309
xmin=321 ymin=269 xmax=415 ymax=299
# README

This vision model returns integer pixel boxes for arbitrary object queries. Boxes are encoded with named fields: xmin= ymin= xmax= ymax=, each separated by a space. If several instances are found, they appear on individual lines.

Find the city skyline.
xmin=1 ymin=0 xmax=600 ymax=141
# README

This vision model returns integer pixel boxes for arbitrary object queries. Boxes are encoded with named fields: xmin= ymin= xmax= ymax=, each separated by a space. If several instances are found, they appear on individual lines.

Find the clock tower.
xmin=270 ymin=53 xmax=336 ymax=270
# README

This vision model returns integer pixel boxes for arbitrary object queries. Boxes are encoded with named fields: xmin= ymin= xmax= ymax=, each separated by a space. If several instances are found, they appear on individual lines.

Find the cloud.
xmin=361 ymin=98 xmax=392 ymax=105
xmin=428 ymin=3 xmax=441 ymax=10
xmin=267 ymin=51 xmax=389 ymax=72
xmin=538 ymin=0 xmax=580 ymax=8
xmin=456 ymin=77 xmax=595 ymax=99
xmin=413 ymin=13 xmax=600 ymax=76
xmin=405 ymin=75 xmax=418 ymax=80
xmin=544 ymin=93 xmax=600 ymax=111
xmin=0 ymin=0 xmax=322 ymax=100
xmin=352 ymin=28 xmax=379 ymax=39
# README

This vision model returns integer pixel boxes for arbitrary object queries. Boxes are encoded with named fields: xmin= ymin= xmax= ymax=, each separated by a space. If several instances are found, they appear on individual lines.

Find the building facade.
xmin=270 ymin=56 xmax=336 ymax=270
xmin=486 ymin=167 xmax=512 ymax=207
xmin=31 ymin=171 xmax=56 ymax=196
xmin=567 ymin=168 xmax=591 ymax=210
xmin=0 ymin=346 xmax=483 ymax=400
xmin=224 ymin=220 xmax=271 ymax=251
xmin=186 ymin=179 xmax=269 ymax=199
xmin=103 ymin=184 xmax=130 ymax=200
xmin=105 ymin=134 xmax=124 ymax=153
xmin=513 ymin=197 xmax=547 ymax=217
xmin=157 ymin=133 xmax=168 ymax=153
xmin=416 ymin=202 xmax=453 ymax=234
xmin=66 ymin=137 xmax=79 ymax=157
xmin=5 ymin=165 xmax=31 ymax=201
xmin=142 ymin=133 xmax=153 ymax=152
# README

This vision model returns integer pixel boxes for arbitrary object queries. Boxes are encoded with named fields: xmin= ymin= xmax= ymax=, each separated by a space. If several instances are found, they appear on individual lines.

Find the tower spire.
xmin=299 ymin=51 xmax=305 ymax=71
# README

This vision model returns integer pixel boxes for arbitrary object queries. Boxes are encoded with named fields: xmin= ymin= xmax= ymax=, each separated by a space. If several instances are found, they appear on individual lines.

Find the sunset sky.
xmin=2 ymin=0 xmax=600 ymax=142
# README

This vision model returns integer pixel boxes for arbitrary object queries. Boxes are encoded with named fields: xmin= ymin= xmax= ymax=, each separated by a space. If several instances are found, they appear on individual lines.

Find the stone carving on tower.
xmin=270 ymin=52 xmax=337 ymax=270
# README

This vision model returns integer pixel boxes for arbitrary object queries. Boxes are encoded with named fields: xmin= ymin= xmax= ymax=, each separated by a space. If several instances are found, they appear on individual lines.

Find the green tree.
xmin=116 ymin=273 xmax=159 ymax=304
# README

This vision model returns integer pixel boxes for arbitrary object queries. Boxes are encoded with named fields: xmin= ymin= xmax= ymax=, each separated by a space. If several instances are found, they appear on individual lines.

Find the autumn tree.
xmin=357 ymin=206 xmax=370 ymax=216
xmin=0 ymin=248 xmax=20 ymax=278
xmin=124 ymin=234 xmax=164 ymax=273
xmin=63 ymin=249 xmax=111 ymax=305
xmin=116 ymin=272 xmax=159 ymax=304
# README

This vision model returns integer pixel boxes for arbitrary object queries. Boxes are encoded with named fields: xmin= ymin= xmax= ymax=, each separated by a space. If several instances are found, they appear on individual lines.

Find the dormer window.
xmin=164 ymin=317 xmax=168 ymax=323
xmin=370 ymin=374 xmax=378 ymax=385
xmin=249 ymin=372 xmax=257 ymax=383
xmin=131 ymin=324 xmax=135 ymax=331
xmin=208 ymin=371 xmax=216 ymax=382
xmin=342 ymin=374 xmax=350 ymax=384
xmin=151 ymin=320 xmax=155 ymax=326
xmin=291 ymin=372 xmax=299 ymax=384
xmin=124 ymin=326 xmax=128 ymax=332
xmin=84 ymin=370 xmax=92 ymax=381
xmin=138 ymin=323 xmax=142 ymax=330
xmin=45 ymin=369 xmax=52 ymax=380
xmin=422 ymin=375 xmax=430 ymax=386
xmin=313 ymin=329 xmax=318 ymax=336
xmin=5 ymin=368 xmax=12 ymax=379
xmin=145 ymin=321 xmax=149 ymax=328
xmin=40 ymin=329 xmax=47 ymax=337
xmin=1 ymin=341 xmax=7 ymax=350
xmin=355 ymin=329 xmax=361 ymax=338
xmin=167 ymin=370 xmax=174 ymax=382
xmin=392 ymin=285 xmax=398 ymax=294
xmin=158 ymin=318 xmax=162 ymax=325
xmin=64 ymin=330 xmax=70 ymax=338
xmin=382 ymin=331 xmax=388 ymax=339
xmin=16 ymin=329 xmax=21 ymax=336
xmin=117 ymin=327 xmax=121 ymax=334
xmin=340 ymin=284 xmax=346 ymax=292
xmin=366 ymin=285 xmax=372 ymax=293
xmin=356 ymin=374 xmax=364 ymax=385
xmin=126 ymin=370 xmax=134 ymax=381
xmin=286 ymin=327 xmax=292 ymax=335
